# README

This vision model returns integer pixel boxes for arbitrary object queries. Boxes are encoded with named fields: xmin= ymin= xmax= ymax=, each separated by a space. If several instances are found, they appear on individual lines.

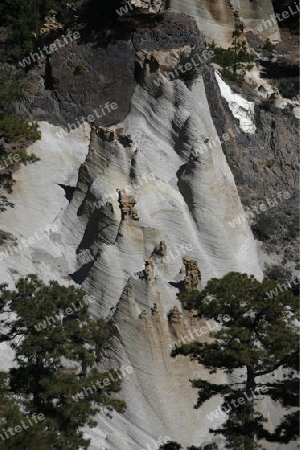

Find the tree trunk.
xmin=246 ymin=365 xmax=256 ymax=448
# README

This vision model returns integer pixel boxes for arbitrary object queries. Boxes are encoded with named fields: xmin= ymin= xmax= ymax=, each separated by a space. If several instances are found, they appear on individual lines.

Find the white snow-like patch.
xmin=215 ymin=72 xmax=256 ymax=134
xmin=293 ymin=106 xmax=300 ymax=119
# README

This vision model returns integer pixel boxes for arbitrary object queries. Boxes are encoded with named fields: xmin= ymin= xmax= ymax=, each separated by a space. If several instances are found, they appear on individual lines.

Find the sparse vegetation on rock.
xmin=210 ymin=25 xmax=254 ymax=81
xmin=0 ymin=64 xmax=40 ymax=143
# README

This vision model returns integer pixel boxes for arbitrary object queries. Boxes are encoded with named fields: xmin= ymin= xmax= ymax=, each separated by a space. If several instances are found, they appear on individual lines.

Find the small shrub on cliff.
xmin=74 ymin=62 xmax=86 ymax=75
xmin=258 ymin=38 xmax=276 ymax=61
xmin=241 ymin=197 xmax=252 ymax=207
xmin=251 ymin=211 xmax=277 ymax=241
xmin=0 ymin=116 xmax=41 ymax=142
xmin=176 ymin=48 xmax=201 ymax=87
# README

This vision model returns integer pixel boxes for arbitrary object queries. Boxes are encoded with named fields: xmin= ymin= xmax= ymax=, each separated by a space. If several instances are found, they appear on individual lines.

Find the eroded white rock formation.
xmin=58 ymin=53 xmax=262 ymax=447
xmin=0 ymin=59 xmax=265 ymax=448
xmin=1 ymin=2 xmax=288 ymax=448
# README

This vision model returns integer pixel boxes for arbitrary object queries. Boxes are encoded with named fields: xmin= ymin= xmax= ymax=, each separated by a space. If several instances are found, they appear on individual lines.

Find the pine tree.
xmin=173 ymin=272 xmax=299 ymax=449
xmin=0 ymin=0 xmax=68 ymax=60
xmin=0 ymin=64 xmax=41 ymax=143
xmin=0 ymin=372 xmax=49 ymax=450
xmin=0 ymin=275 xmax=126 ymax=449
xmin=159 ymin=442 xmax=218 ymax=450
xmin=210 ymin=25 xmax=254 ymax=81
xmin=260 ymin=39 xmax=276 ymax=61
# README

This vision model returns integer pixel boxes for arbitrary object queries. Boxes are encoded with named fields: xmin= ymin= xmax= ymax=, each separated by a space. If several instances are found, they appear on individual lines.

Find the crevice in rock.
xmin=169 ymin=280 xmax=184 ymax=291
xmin=134 ymin=60 xmax=143 ymax=84
xmin=69 ymin=260 xmax=94 ymax=285
xmin=58 ymin=184 xmax=76 ymax=202
xmin=45 ymin=57 xmax=54 ymax=90
xmin=78 ymin=207 xmax=115 ymax=250
xmin=176 ymin=163 xmax=194 ymax=214
xmin=259 ymin=59 xmax=300 ymax=99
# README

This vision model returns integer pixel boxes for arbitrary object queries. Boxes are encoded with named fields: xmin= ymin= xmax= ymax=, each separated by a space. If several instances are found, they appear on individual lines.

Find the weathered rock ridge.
xmin=59 ymin=48 xmax=262 ymax=444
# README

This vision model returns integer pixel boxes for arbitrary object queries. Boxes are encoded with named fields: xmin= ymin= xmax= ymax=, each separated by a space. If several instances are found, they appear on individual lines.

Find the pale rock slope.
xmin=0 ymin=58 xmax=264 ymax=450
xmin=168 ymin=0 xmax=280 ymax=46
xmin=60 ymin=60 xmax=262 ymax=448
xmin=0 ymin=122 xmax=89 ymax=288
xmin=0 ymin=123 xmax=89 ymax=372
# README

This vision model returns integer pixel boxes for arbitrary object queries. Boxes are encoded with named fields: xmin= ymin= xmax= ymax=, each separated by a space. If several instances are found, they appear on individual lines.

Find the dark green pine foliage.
xmin=159 ymin=442 xmax=182 ymax=450
xmin=187 ymin=446 xmax=218 ymax=450
xmin=210 ymin=25 xmax=254 ymax=81
xmin=159 ymin=443 xmax=218 ymax=450
xmin=0 ymin=275 xmax=126 ymax=450
xmin=173 ymin=272 xmax=299 ymax=450
xmin=260 ymin=39 xmax=276 ymax=60
xmin=0 ymin=372 xmax=50 ymax=450
xmin=177 ymin=290 xmax=201 ymax=310
xmin=0 ymin=0 xmax=68 ymax=61
xmin=0 ymin=64 xmax=41 ymax=143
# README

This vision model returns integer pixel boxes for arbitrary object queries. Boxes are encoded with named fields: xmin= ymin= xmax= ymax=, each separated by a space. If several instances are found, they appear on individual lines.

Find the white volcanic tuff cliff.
xmin=62 ymin=73 xmax=262 ymax=316
xmin=168 ymin=0 xmax=280 ymax=45
xmin=0 ymin=122 xmax=89 ymax=288
xmin=0 ymin=122 xmax=90 ymax=384
xmin=60 ymin=65 xmax=263 ymax=448
xmin=0 ymin=75 xmax=284 ymax=449
xmin=86 ymin=290 xmax=229 ymax=450
xmin=0 ymin=4 xmax=293 ymax=448
xmin=0 ymin=44 xmax=265 ymax=450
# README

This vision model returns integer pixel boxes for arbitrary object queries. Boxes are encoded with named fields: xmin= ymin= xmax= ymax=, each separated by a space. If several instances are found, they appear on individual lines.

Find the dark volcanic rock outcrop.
xmin=17 ymin=12 xmax=203 ymax=128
